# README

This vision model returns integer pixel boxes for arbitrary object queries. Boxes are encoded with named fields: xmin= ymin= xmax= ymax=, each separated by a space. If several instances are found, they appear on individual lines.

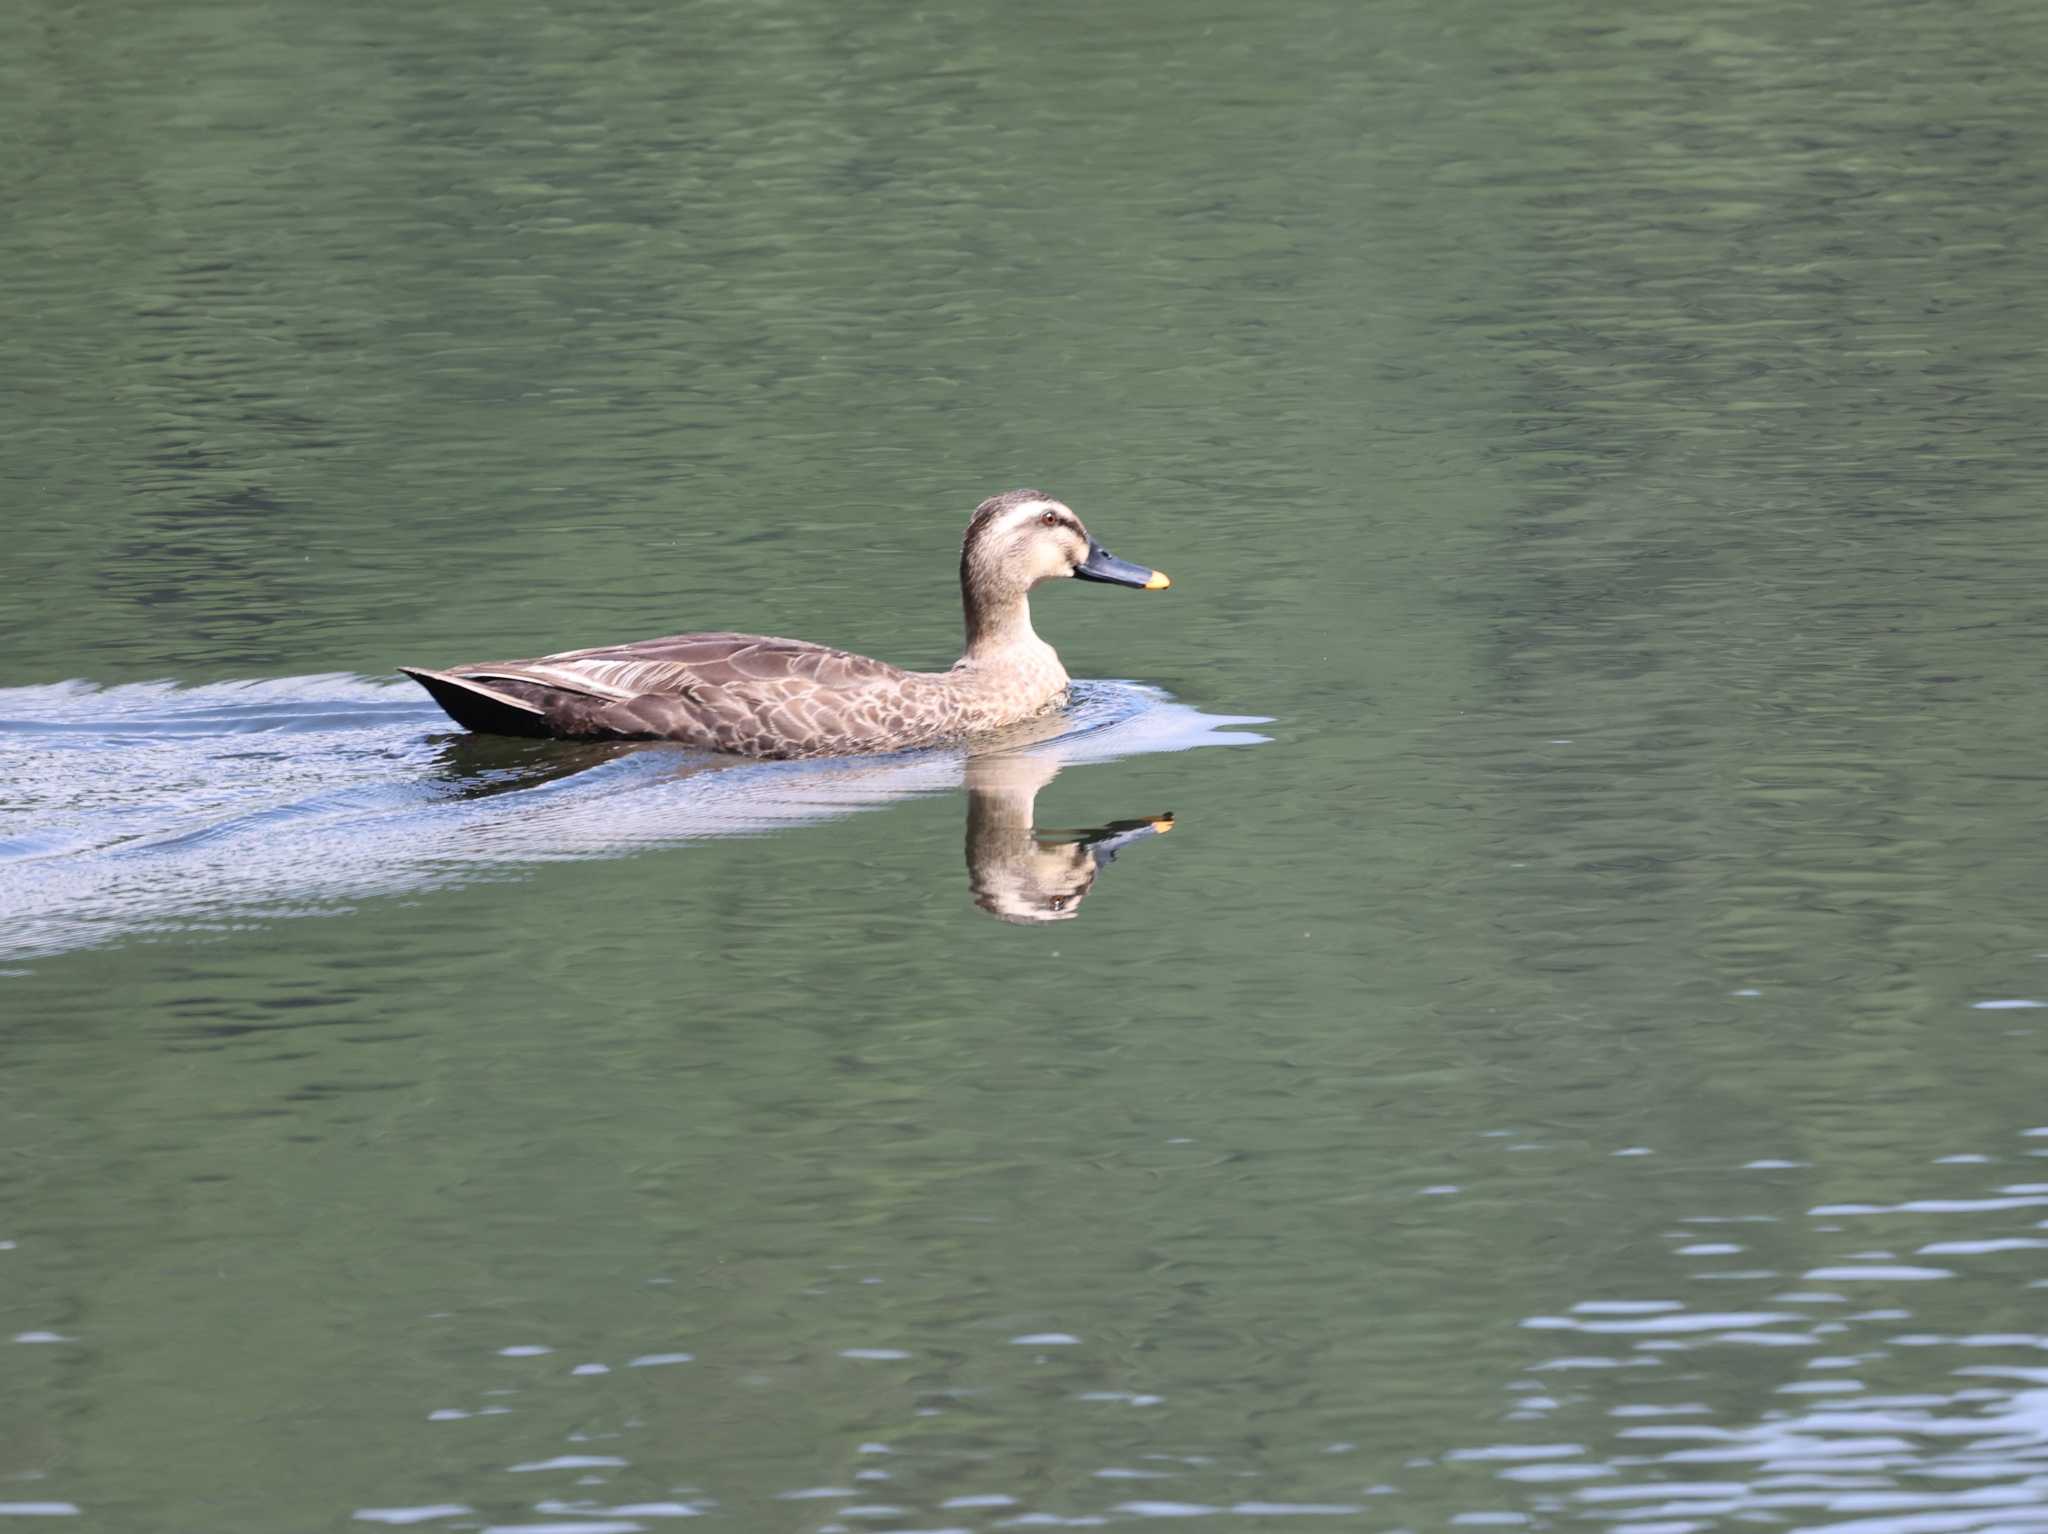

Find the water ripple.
xmin=0 ymin=673 xmax=1265 ymax=961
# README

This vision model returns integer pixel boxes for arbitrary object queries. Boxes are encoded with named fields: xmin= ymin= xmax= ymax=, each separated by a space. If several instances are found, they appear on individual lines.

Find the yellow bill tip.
xmin=1150 ymin=815 xmax=1175 ymax=834
xmin=1144 ymin=570 xmax=1172 ymax=590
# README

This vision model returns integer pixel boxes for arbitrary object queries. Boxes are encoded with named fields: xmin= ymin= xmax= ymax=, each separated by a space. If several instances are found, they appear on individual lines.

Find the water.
xmin=0 ymin=676 xmax=1260 ymax=957
xmin=6 ymin=0 xmax=2048 ymax=1528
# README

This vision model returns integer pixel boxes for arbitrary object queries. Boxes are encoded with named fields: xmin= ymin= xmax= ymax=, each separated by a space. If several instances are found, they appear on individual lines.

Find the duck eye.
xmin=1040 ymin=510 xmax=1059 ymax=527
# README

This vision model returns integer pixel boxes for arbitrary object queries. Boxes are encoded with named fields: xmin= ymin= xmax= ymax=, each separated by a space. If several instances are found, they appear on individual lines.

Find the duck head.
xmin=960 ymin=491 xmax=1170 ymax=638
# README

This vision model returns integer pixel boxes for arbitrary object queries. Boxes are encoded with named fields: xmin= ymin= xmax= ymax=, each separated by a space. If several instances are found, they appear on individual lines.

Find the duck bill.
xmin=1074 ymin=542 xmax=1171 ymax=590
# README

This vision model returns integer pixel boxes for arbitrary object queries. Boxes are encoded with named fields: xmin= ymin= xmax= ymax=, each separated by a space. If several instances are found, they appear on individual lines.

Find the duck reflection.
xmin=430 ymin=733 xmax=1176 ymax=925
xmin=964 ymin=752 xmax=1172 ymax=924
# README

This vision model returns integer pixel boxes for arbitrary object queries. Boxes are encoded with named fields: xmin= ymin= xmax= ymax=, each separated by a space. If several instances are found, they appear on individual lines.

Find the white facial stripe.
xmin=998 ymin=500 xmax=1061 ymax=536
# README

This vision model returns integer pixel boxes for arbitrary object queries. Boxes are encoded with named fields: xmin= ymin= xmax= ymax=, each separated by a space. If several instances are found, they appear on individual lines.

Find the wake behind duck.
xmin=0 ymin=673 xmax=1266 ymax=962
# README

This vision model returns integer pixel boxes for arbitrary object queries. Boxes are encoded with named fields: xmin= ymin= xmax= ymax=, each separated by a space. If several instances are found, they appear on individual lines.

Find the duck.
xmin=398 ymin=489 xmax=1171 ymax=758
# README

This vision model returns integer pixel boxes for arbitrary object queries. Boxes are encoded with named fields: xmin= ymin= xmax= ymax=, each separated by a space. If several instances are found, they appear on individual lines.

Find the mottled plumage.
xmin=400 ymin=490 xmax=1170 ymax=759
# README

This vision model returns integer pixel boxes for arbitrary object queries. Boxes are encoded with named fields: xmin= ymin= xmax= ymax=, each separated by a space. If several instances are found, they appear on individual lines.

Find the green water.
xmin=7 ymin=0 xmax=2048 ymax=1529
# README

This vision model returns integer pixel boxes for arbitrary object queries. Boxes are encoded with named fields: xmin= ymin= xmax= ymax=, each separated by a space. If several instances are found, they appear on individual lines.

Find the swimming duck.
xmin=399 ymin=489 xmax=1171 ymax=758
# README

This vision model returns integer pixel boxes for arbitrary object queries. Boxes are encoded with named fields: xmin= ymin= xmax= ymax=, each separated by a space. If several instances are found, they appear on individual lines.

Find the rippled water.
xmin=7 ymin=0 xmax=2048 ymax=1529
xmin=0 ymin=677 xmax=1261 ymax=958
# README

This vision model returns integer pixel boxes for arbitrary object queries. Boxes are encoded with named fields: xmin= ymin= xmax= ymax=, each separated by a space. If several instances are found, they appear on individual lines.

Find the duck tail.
xmin=399 ymin=667 xmax=553 ymax=738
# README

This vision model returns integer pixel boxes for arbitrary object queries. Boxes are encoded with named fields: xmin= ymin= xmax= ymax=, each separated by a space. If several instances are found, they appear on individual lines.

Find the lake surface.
xmin=6 ymin=0 xmax=2048 ymax=1529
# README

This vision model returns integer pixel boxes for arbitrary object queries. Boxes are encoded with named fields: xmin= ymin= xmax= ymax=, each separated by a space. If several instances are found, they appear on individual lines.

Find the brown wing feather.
xmin=444 ymin=631 xmax=935 ymax=757
xmin=537 ymin=633 xmax=904 ymax=689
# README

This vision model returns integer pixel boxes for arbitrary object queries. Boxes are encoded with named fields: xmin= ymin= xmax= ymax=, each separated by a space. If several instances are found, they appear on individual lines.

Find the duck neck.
xmin=961 ymin=585 xmax=1043 ymax=663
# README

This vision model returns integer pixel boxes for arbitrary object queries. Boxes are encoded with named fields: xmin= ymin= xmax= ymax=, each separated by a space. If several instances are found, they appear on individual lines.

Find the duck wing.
xmin=405 ymin=632 xmax=928 ymax=756
xmin=534 ymin=632 xmax=904 ymax=694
